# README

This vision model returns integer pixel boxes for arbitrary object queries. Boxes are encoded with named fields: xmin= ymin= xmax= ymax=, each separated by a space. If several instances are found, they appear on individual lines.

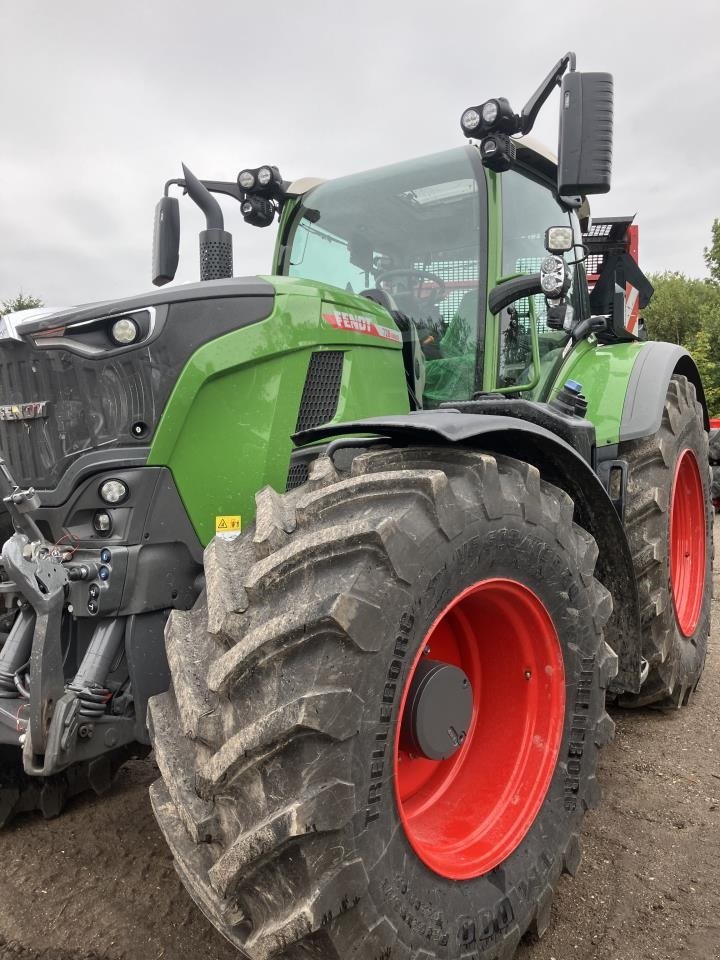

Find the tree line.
xmin=643 ymin=219 xmax=720 ymax=415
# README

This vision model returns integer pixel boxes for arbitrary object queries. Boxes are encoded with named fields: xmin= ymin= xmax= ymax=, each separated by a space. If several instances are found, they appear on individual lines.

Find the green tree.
xmin=1 ymin=293 xmax=43 ymax=313
xmin=704 ymin=218 xmax=720 ymax=284
xmin=687 ymin=309 xmax=720 ymax=415
xmin=642 ymin=271 xmax=717 ymax=345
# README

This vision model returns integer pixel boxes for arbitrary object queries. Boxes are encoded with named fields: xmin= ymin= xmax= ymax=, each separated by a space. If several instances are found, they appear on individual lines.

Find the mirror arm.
xmin=571 ymin=315 xmax=607 ymax=342
xmin=488 ymin=274 xmax=542 ymax=315
xmin=519 ymin=51 xmax=576 ymax=135
xmin=164 ymin=177 xmax=244 ymax=203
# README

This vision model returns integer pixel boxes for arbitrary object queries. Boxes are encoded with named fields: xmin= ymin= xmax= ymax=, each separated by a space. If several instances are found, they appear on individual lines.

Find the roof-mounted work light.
xmin=237 ymin=165 xmax=284 ymax=200
xmin=460 ymin=97 xmax=518 ymax=138
xmin=461 ymin=52 xmax=578 ymax=174
xmin=479 ymin=134 xmax=517 ymax=172
xmin=237 ymin=165 xmax=285 ymax=227
xmin=240 ymin=196 xmax=276 ymax=228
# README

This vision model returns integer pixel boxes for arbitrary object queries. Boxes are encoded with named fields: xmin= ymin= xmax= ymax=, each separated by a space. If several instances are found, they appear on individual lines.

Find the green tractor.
xmin=0 ymin=54 xmax=711 ymax=959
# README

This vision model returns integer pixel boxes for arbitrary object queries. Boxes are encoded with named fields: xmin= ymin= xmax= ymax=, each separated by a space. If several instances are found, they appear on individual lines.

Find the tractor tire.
xmin=618 ymin=375 xmax=712 ymax=709
xmin=149 ymin=447 xmax=616 ymax=960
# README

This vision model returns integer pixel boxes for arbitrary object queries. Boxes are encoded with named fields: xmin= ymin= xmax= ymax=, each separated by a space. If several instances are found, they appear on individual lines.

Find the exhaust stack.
xmin=181 ymin=164 xmax=234 ymax=282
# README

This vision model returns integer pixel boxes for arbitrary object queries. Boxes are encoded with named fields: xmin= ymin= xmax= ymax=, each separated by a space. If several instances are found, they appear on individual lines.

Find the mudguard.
xmin=621 ymin=342 xmax=709 ymax=442
xmin=296 ymin=410 xmax=642 ymax=694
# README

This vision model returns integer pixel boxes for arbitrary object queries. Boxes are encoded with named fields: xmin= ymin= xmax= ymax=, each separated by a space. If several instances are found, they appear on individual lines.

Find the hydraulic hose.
xmin=0 ymin=608 xmax=35 ymax=698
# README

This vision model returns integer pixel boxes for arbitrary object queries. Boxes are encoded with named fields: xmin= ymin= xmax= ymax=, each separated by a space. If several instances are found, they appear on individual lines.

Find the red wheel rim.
xmin=670 ymin=449 xmax=706 ymax=637
xmin=394 ymin=579 xmax=565 ymax=880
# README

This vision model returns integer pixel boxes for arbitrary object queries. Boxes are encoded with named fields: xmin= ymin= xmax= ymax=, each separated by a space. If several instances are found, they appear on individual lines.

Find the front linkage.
xmin=0 ymin=460 xmax=144 ymax=819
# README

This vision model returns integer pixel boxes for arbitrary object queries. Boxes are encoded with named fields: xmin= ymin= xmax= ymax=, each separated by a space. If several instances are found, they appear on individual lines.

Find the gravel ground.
xmin=1 ymin=525 xmax=718 ymax=960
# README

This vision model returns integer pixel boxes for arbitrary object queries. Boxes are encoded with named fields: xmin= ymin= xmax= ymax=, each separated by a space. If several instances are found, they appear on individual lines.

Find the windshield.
xmin=281 ymin=147 xmax=486 ymax=404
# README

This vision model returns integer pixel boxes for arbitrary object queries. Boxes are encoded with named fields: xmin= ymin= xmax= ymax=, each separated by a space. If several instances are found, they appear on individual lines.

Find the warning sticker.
xmin=322 ymin=311 xmax=402 ymax=343
xmin=215 ymin=515 xmax=241 ymax=540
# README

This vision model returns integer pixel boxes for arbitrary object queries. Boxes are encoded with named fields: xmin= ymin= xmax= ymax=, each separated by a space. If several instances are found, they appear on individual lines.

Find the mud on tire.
xmin=149 ymin=447 xmax=616 ymax=960
xmin=618 ymin=375 xmax=712 ymax=708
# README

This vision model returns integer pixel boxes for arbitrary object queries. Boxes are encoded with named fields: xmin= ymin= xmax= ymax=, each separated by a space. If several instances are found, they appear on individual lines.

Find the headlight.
xmin=109 ymin=317 xmax=139 ymax=345
xmin=461 ymin=108 xmax=481 ymax=132
xmin=481 ymin=100 xmax=499 ymax=124
xmin=93 ymin=510 xmax=112 ymax=535
xmin=238 ymin=170 xmax=256 ymax=190
xmin=540 ymin=255 xmax=571 ymax=297
xmin=257 ymin=166 xmax=273 ymax=186
xmin=99 ymin=479 xmax=128 ymax=504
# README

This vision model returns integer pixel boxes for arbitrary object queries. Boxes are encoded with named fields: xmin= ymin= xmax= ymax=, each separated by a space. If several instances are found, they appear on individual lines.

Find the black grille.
xmin=0 ymin=346 xmax=155 ymax=489
xmin=285 ymin=461 xmax=310 ymax=491
xmin=294 ymin=351 xmax=344 ymax=433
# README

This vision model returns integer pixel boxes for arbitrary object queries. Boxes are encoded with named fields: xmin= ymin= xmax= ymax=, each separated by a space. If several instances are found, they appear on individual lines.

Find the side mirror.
xmin=152 ymin=196 xmax=180 ymax=287
xmin=558 ymin=72 xmax=613 ymax=196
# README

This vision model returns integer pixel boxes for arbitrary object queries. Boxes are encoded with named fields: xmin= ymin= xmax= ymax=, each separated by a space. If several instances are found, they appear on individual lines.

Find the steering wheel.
xmin=375 ymin=268 xmax=447 ymax=308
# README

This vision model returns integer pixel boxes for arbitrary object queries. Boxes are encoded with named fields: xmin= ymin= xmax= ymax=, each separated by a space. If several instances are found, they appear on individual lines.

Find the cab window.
xmin=498 ymin=169 xmax=575 ymax=393
xmin=281 ymin=148 xmax=486 ymax=407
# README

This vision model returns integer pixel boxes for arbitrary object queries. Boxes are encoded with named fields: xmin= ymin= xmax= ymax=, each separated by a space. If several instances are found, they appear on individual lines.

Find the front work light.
xmin=545 ymin=225 xmax=575 ymax=254
xmin=238 ymin=170 xmax=256 ymax=190
xmin=540 ymin=255 xmax=571 ymax=298
xmin=461 ymin=108 xmax=481 ymax=132
xmin=241 ymin=196 xmax=275 ymax=228
xmin=461 ymin=97 xmax=519 ymax=138
xmin=481 ymin=100 xmax=499 ymax=124
xmin=100 ymin=479 xmax=129 ymax=504
xmin=480 ymin=134 xmax=517 ymax=172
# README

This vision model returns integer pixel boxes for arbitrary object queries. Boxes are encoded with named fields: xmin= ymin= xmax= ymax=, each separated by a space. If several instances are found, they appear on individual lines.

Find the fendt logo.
xmin=0 ymin=401 xmax=50 ymax=422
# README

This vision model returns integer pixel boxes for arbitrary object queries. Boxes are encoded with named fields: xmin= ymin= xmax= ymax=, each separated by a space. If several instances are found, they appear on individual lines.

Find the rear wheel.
xmin=619 ymin=375 xmax=712 ymax=708
xmin=149 ymin=447 xmax=616 ymax=959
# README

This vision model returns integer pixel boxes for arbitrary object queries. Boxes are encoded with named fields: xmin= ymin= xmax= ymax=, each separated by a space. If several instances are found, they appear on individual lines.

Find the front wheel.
xmin=149 ymin=447 xmax=616 ymax=960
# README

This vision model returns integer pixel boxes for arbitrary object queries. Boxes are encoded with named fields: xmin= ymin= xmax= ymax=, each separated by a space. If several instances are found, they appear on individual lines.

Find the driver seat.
xmin=360 ymin=288 xmax=426 ymax=409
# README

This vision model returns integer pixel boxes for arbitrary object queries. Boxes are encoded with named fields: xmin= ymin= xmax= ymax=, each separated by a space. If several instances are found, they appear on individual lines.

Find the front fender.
xmin=296 ymin=410 xmax=642 ymax=694
xmin=621 ymin=342 xmax=709 ymax=441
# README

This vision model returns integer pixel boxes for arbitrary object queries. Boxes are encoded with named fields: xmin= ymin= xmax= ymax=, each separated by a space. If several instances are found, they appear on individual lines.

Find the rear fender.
xmin=296 ymin=411 xmax=642 ymax=694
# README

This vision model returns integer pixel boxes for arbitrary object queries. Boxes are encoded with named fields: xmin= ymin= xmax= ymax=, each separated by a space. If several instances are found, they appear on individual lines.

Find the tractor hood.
xmin=0 ymin=277 xmax=273 ymax=341
xmin=0 ymin=277 xmax=275 ymax=490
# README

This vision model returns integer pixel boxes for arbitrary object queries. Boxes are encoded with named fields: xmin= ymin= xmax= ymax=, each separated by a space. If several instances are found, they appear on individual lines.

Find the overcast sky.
xmin=1 ymin=1 xmax=718 ymax=308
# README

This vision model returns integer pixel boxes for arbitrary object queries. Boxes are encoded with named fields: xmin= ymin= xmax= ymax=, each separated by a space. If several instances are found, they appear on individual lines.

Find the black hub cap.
xmin=399 ymin=659 xmax=473 ymax=761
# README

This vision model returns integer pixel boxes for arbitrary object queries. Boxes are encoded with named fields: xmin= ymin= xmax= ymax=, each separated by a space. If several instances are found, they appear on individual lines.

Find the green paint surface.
xmin=549 ymin=339 xmax=645 ymax=446
xmin=148 ymin=281 xmax=408 ymax=544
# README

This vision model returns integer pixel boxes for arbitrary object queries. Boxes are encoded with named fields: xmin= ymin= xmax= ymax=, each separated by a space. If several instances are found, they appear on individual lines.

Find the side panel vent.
xmin=285 ymin=461 xmax=310 ymax=491
xmin=294 ymin=351 xmax=344 ymax=433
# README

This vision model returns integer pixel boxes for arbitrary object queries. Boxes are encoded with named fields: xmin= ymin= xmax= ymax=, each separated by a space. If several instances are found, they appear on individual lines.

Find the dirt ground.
xmin=1 ymin=531 xmax=719 ymax=960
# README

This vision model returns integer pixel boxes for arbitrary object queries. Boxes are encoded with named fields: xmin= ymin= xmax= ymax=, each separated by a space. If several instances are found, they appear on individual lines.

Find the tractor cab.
xmin=274 ymin=139 xmax=586 ymax=409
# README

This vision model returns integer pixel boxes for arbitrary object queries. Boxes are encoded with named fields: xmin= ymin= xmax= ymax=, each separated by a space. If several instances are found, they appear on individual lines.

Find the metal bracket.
xmin=1 ymin=533 xmax=68 ymax=759
xmin=596 ymin=458 xmax=629 ymax=522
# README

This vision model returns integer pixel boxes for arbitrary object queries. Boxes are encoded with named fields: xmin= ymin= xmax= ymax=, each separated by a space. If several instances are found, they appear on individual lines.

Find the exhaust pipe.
xmin=181 ymin=163 xmax=234 ymax=282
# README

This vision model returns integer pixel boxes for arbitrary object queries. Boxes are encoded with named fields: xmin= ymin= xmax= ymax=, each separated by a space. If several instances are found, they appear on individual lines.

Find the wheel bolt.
xmin=524 ymin=669 xmax=532 ymax=680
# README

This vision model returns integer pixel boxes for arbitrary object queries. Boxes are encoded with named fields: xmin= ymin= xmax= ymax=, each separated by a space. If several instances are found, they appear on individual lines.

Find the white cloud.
xmin=1 ymin=0 xmax=718 ymax=305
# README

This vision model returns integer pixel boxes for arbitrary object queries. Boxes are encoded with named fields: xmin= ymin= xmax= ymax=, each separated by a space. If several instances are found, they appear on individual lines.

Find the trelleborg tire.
xmin=618 ymin=375 xmax=712 ymax=708
xmin=148 ymin=446 xmax=616 ymax=960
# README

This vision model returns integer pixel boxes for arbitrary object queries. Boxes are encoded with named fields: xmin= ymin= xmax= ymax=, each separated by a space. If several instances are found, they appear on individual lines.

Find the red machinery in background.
xmin=584 ymin=215 xmax=651 ymax=338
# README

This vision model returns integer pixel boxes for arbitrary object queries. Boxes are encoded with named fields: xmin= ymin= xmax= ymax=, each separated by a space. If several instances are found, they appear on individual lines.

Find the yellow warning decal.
xmin=215 ymin=515 xmax=241 ymax=534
